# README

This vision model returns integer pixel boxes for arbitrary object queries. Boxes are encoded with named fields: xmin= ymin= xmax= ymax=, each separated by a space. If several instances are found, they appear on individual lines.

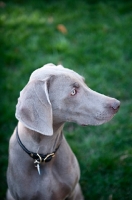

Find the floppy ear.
xmin=15 ymin=79 xmax=53 ymax=136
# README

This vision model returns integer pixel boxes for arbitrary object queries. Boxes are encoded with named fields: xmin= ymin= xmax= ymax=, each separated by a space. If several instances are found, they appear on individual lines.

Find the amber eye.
xmin=71 ymin=88 xmax=77 ymax=96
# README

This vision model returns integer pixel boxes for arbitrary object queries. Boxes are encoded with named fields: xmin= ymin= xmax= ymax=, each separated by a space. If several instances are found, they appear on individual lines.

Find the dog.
xmin=7 ymin=63 xmax=120 ymax=200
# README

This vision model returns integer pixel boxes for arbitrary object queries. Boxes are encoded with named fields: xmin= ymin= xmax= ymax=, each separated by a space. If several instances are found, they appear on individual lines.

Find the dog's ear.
xmin=15 ymin=79 xmax=53 ymax=136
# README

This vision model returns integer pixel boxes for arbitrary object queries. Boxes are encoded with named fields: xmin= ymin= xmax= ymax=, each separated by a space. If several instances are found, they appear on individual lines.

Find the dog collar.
xmin=16 ymin=126 xmax=61 ymax=174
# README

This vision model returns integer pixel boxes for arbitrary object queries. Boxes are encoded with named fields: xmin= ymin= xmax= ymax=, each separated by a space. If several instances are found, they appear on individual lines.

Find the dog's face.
xmin=48 ymin=70 xmax=120 ymax=127
xmin=16 ymin=63 xmax=120 ymax=136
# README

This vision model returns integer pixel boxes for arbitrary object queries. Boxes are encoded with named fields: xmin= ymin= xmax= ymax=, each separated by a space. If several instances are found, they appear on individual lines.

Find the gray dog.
xmin=7 ymin=64 xmax=120 ymax=200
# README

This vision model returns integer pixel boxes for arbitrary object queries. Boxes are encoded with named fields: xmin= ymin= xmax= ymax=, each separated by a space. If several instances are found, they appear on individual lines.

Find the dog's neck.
xmin=17 ymin=121 xmax=64 ymax=154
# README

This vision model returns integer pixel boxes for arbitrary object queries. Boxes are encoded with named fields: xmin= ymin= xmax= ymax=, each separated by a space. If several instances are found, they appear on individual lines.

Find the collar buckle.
xmin=34 ymin=153 xmax=42 ymax=165
xmin=44 ymin=153 xmax=55 ymax=162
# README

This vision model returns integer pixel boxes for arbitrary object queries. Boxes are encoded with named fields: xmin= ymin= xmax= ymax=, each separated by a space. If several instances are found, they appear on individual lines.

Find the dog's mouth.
xmin=68 ymin=110 xmax=117 ymax=127
xmin=94 ymin=114 xmax=115 ymax=126
xmin=80 ymin=113 xmax=115 ymax=127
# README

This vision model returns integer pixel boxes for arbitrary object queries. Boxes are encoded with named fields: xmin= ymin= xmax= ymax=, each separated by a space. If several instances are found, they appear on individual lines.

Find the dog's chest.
xmin=16 ymin=168 xmax=75 ymax=200
xmin=9 ymin=161 xmax=78 ymax=200
xmin=41 ymin=164 xmax=78 ymax=197
xmin=38 ymin=174 xmax=72 ymax=200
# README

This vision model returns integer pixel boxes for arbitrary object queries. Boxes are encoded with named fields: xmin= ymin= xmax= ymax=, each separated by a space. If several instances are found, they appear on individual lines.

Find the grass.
xmin=0 ymin=0 xmax=132 ymax=199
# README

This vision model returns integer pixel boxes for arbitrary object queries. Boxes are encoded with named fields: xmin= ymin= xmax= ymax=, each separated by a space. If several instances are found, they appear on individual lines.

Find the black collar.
xmin=16 ymin=126 xmax=61 ymax=164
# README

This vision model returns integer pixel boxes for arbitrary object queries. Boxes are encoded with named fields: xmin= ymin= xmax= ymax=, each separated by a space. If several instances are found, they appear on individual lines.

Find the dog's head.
xmin=16 ymin=63 xmax=120 ymax=136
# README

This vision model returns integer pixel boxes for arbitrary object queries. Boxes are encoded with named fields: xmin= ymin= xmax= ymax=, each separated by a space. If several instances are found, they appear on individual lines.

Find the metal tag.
xmin=36 ymin=163 xmax=41 ymax=175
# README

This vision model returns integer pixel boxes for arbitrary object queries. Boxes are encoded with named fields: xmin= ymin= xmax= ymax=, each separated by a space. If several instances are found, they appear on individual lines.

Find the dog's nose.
xmin=110 ymin=99 xmax=120 ymax=111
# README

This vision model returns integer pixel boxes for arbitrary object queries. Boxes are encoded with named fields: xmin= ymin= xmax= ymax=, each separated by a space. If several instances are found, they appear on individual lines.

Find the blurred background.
xmin=0 ymin=0 xmax=132 ymax=199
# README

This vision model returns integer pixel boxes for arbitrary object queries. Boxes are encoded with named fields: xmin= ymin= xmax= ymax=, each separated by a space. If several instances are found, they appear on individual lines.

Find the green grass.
xmin=0 ymin=0 xmax=132 ymax=199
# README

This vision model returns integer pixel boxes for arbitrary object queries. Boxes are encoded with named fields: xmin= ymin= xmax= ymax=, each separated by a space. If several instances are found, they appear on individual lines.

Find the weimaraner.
xmin=7 ymin=63 xmax=120 ymax=200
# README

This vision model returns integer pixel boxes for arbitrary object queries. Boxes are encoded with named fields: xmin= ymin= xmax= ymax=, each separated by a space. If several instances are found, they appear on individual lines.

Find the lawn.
xmin=0 ymin=0 xmax=132 ymax=199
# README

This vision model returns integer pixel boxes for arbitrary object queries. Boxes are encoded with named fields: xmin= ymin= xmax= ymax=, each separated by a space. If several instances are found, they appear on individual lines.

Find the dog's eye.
xmin=71 ymin=88 xmax=77 ymax=96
